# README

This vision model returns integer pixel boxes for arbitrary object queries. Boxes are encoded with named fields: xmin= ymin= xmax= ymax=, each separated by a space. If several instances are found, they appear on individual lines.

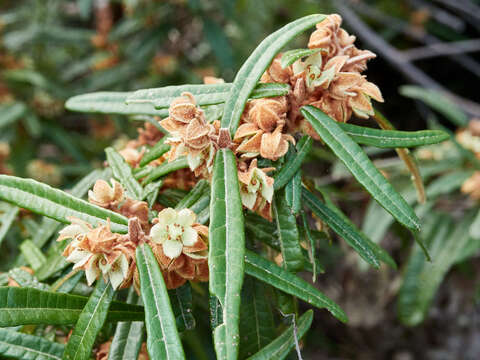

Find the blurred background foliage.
xmin=1 ymin=0 xmax=480 ymax=359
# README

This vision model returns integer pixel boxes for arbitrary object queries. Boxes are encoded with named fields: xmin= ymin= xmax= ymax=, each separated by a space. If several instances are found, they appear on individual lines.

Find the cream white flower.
xmin=238 ymin=160 xmax=274 ymax=210
xmin=149 ymin=208 xmax=199 ymax=259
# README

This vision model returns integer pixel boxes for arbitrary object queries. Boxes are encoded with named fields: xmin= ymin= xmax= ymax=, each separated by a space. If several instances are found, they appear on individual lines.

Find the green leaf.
xmin=136 ymin=244 xmax=185 ymax=360
xmin=0 ymin=203 xmax=19 ymax=246
xmin=302 ymin=188 xmax=380 ymax=268
xmin=244 ymin=212 xmax=323 ymax=274
xmin=244 ymin=250 xmax=347 ymax=322
xmin=63 ymin=278 xmax=115 ymax=360
xmin=280 ymin=48 xmax=322 ymax=68
xmin=175 ymin=179 xmax=209 ymax=210
xmin=108 ymin=289 xmax=145 ymax=360
xmin=221 ymin=14 xmax=325 ymax=134
xmin=203 ymin=17 xmax=234 ymax=70
xmin=0 ymin=287 xmax=144 ymax=326
xmin=126 ymin=83 xmax=289 ymax=111
xmin=239 ymin=276 xmax=275 ymax=359
xmin=397 ymin=213 xmax=473 ymax=326
xmin=65 ymin=92 xmax=162 ymax=116
xmin=0 ymin=328 xmax=65 ymax=360
xmin=400 ymin=86 xmax=468 ymax=126
xmin=0 ymin=175 xmax=128 ymax=233
xmin=301 ymin=105 xmax=420 ymax=231
xmin=301 ymin=211 xmax=317 ymax=282
xmin=247 ymin=310 xmax=313 ymax=360
xmin=169 ymin=282 xmax=196 ymax=332
xmin=106 ymin=147 xmax=143 ymax=200
xmin=0 ymin=102 xmax=27 ymax=128
xmin=426 ymin=170 xmax=473 ymax=198
xmin=20 ymin=240 xmax=46 ymax=271
xmin=139 ymin=140 xmax=170 ymax=167
xmin=338 ymin=123 xmax=449 ymax=148
xmin=209 ymin=149 xmax=245 ymax=360
xmin=284 ymin=170 xmax=302 ymax=215
xmin=273 ymin=188 xmax=304 ymax=272
xmin=274 ymin=136 xmax=312 ymax=190
xmin=35 ymin=242 xmax=69 ymax=281
xmin=8 ymin=268 xmax=49 ymax=291
xmin=140 ymin=157 xmax=189 ymax=184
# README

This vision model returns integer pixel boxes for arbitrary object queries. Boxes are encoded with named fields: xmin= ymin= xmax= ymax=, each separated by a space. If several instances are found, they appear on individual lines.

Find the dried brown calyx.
xmin=160 ymin=92 xmax=218 ymax=178
xmin=462 ymin=171 xmax=480 ymax=200
xmin=234 ymin=96 xmax=295 ymax=161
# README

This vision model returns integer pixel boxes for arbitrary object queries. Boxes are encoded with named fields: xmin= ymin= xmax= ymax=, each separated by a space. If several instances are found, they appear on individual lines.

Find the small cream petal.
xmin=149 ymin=223 xmax=168 ymax=244
xmin=67 ymin=249 xmax=91 ymax=267
xmin=85 ymin=264 xmax=100 ymax=286
xmin=187 ymin=152 xmax=202 ymax=171
xmin=157 ymin=208 xmax=178 ymax=226
xmin=182 ymin=227 xmax=198 ymax=247
xmin=163 ymin=240 xmax=183 ymax=259
xmin=177 ymin=209 xmax=196 ymax=227
xmin=241 ymin=191 xmax=257 ymax=210
xmin=109 ymin=268 xmax=125 ymax=290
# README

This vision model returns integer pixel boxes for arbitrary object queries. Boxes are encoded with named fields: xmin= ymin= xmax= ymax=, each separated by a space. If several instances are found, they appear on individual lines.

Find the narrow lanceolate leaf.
xmin=106 ymin=147 xmax=143 ymax=200
xmin=399 ymin=86 xmax=468 ymax=126
xmin=239 ymin=277 xmax=275 ymax=359
xmin=337 ymin=123 xmax=449 ymax=148
xmin=32 ymin=168 xmax=112 ymax=248
xmin=20 ymin=240 xmax=46 ymax=271
xmin=175 ymin=179 xmax=209 ymax=210
xmin=0 ymin=175 xmax=128 ymax=233
xmin=302 ymin=188 xmax=380 ymax=268
xmin=63 ymin=278 xmax=115 ymax=360
xmin=0 ymin=203 xmax=19 ymax=246
xmin=301 ymin=212 xmax=317 ymax=282
xmin=285 ymin=170 xmax=302 ymax=215
xmin=136 ymin=244 xmax=185 ymax=360
xmin=274 ymin=136 xmax=312 ymax=190
xmin=8 ymin=268 xmax=49 ymax=290
xmin=397 ymin=213 xmax=472 ymax=326
xmin=140 ymin=157 xmax=189 ymax=184
xmin=373 ymin=110 xmax=426 ymax=204
xmin=0 ymin=328 xmax=65 ymax=360
xmin=169 ymin=282 xmax=196 ymax=332
xmin=280 ymin=48 xmax=322 ymax=68
xmin=247 ymin=310 xmax=313 ymax=360
xmin=244 ymin=250 xmax=347 ymax=322
xmin=108 ymin=289 xmax=145 ymax=360
xmin=0 ymin=102 xmax=27 ymax=128
xmin=301 ymin=105 xmax=420 ymax=231
xmin=209 ymin=149 xmax=245 ymax=360
xmin=65 ymin=92 xmax=162 ymax=116
xmin=221 ymin=14 xmax=325 ymax=134
xmin=139 ymin=140 xmax=170 ymax=167
xmin=273 ymin=188 xmax=304 ymax=272
xmin=126 ymin=83 xmax=289 ymax=110
xmin=0 ymin=287 xmax=144 ymax=326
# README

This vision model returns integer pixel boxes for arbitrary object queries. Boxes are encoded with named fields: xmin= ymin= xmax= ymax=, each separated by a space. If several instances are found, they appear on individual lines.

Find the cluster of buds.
xmin=160 ymin=92 xmax=219 ymax=178
xmin=146 ymin=208 xmax=209 ymax=289
xmin=58 ymin=218 xmax=137 ymax=290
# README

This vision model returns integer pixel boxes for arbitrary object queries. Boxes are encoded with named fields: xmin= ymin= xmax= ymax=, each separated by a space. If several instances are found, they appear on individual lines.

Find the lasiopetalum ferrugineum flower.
xmin=58 ymin=218 xmax=137 ymax=290
xmin=147 ymin=208 xmax=209 ymax=289
xmin=237 ymin=159 xmax=275 ymax=221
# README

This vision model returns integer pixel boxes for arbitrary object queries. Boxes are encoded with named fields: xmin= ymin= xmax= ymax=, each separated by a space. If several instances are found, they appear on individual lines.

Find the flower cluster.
xmin=160 ymin=92 xmax=219 ymax=178
xmin=147 ymin=208 xmax=209 ymax=289
xmin=58 ymin=218 xmax=137 ymax=290
xmin=59 ymin=178 xmax=209 ymax=290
